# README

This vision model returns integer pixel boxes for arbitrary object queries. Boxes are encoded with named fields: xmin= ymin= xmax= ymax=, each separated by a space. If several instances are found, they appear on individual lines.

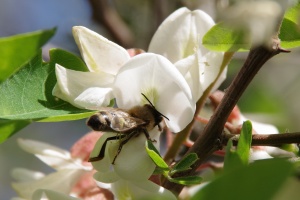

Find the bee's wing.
xmin=110 ymin=116 xmax=146 ymax=132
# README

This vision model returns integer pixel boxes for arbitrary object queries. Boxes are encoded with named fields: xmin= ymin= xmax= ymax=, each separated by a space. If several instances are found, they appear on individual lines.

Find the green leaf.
xmin=224 ymin=121 xmax=252 ymax=172
xmin=168 ymin=175 xmax=202 ymax=185
xmin=170 ymin=153 xmax=198 ymax=175
xmin=145 ymin=140 xmax=169 ymax=171
xmin=0 ymin=28 xmax=56 ymax=82
xmin=0 ymin=120 xmax=30 ymax=143
xmin=202 ymin=23 xmax=250 ymax=52
xmin=279 ymin=3 xmax=300 ymax=49
xmin=49 ymin=48 xmax=88 ymax=72
xmin=223 ymin=139 xmax=243 ymax=172
xmin=236 ymin=120 xmax=252 ymax=165
xmin=0 ymin=51 xmax=94 ymax=122
xmin=192 ymin=159 xmax=294 ymax=200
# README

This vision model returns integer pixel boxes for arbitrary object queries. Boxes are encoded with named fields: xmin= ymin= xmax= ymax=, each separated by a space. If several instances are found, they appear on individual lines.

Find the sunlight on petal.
xmin=149 ymin=7 xmax=214 ymax=63
xmin=73 ymin=26 xmax=130 ymax=74
xmin=74 ymin=87 xmax=114 ymax=110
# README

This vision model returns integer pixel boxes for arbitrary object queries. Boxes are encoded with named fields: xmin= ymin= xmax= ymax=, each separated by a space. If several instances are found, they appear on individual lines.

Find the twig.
xmin=223 ymin=132 xmax=300 ymax=146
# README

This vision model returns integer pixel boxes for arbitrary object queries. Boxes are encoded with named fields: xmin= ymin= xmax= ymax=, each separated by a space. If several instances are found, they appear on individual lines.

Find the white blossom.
xmin=149 ymin=7 xmax=227 ymax=101
xmin=11 ymin=138 xmax=91 ymax=200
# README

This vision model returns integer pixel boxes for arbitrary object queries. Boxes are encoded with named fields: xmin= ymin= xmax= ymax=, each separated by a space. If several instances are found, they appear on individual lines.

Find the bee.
xmin=87 ymin=93 xmax=169 ymax=164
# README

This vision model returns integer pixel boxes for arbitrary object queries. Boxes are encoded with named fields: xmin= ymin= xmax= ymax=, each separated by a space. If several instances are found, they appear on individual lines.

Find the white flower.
xmin=52 ymin=26 xmax=130 ymax=110
xmin=113 ymin=52 xmax=195 ymax=132
xmin=11 ymin=138 xmax=91 ymax=200
xmin=83 ymin=40 xmax=195 ymax=199
xmin=53 ymin=26 xmax=195 ymax=132
xmin=149 ymin=7 xmax=227 ymax=101
xmin=52 ymin=25 xmax=196 ymax=199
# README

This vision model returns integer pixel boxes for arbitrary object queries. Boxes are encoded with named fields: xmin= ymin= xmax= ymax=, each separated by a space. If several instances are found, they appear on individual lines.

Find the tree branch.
xmin=162 ymin=39 xmax=288 ymax=195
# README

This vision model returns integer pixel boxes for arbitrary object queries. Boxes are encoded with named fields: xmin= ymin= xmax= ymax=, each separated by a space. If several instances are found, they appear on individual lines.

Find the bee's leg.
xmin=142 ymin=128 xmax=157 ymax=143
xmin=88 ymin=135 xmax=126 ymax=162
xmin=112 ymin=132 xmax=137 ymax=164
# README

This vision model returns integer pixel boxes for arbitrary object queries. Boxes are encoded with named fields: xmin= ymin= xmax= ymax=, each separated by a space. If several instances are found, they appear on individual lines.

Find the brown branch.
xmin=88 ymin=0 xmax=134 ymax=48
xmin=223 ymin=132 xmax=300 ymax=147
xmin=162 ymin=39 xmax=288 ymax=195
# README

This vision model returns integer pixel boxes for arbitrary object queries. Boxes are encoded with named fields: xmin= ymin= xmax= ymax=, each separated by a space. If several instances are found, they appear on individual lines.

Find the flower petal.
xmin=239 ymin=115 xmax=278 ymax=134
xmin=72 ymin=26 xmax=130 ymax=74
xmin=53 ymin=64 xmax=114 ymax=109
xmin=199 ymin=51 xmax=226 ymax=93
xmin=112 ymin=130 xmax=160 ymax=181
xmin=90 ymin=132 xmax=119 ymax=174
xmin=94 ymin=171 xmax=120 ymax=185
xmin=12 ymin=169 xmax=85 ymax=199
xmin=111 ymin=179 xmax=177 ymax=200
xmin=17 ymin=138 xmax=70 ymax=159
xmin=92 ymin=130 xmax=161 ymax=182
xmin=174 ymin=53 xmax=201 ymax=101
xmin=17 ymin=138 xmax=89 ymax=170
xmin=11 ymin=168 xmax=45 ymax=182
xmin=148 ymin=7 xmax=215 ymax=63
xmin=113 ymin=53 xmax=196 ymax=132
